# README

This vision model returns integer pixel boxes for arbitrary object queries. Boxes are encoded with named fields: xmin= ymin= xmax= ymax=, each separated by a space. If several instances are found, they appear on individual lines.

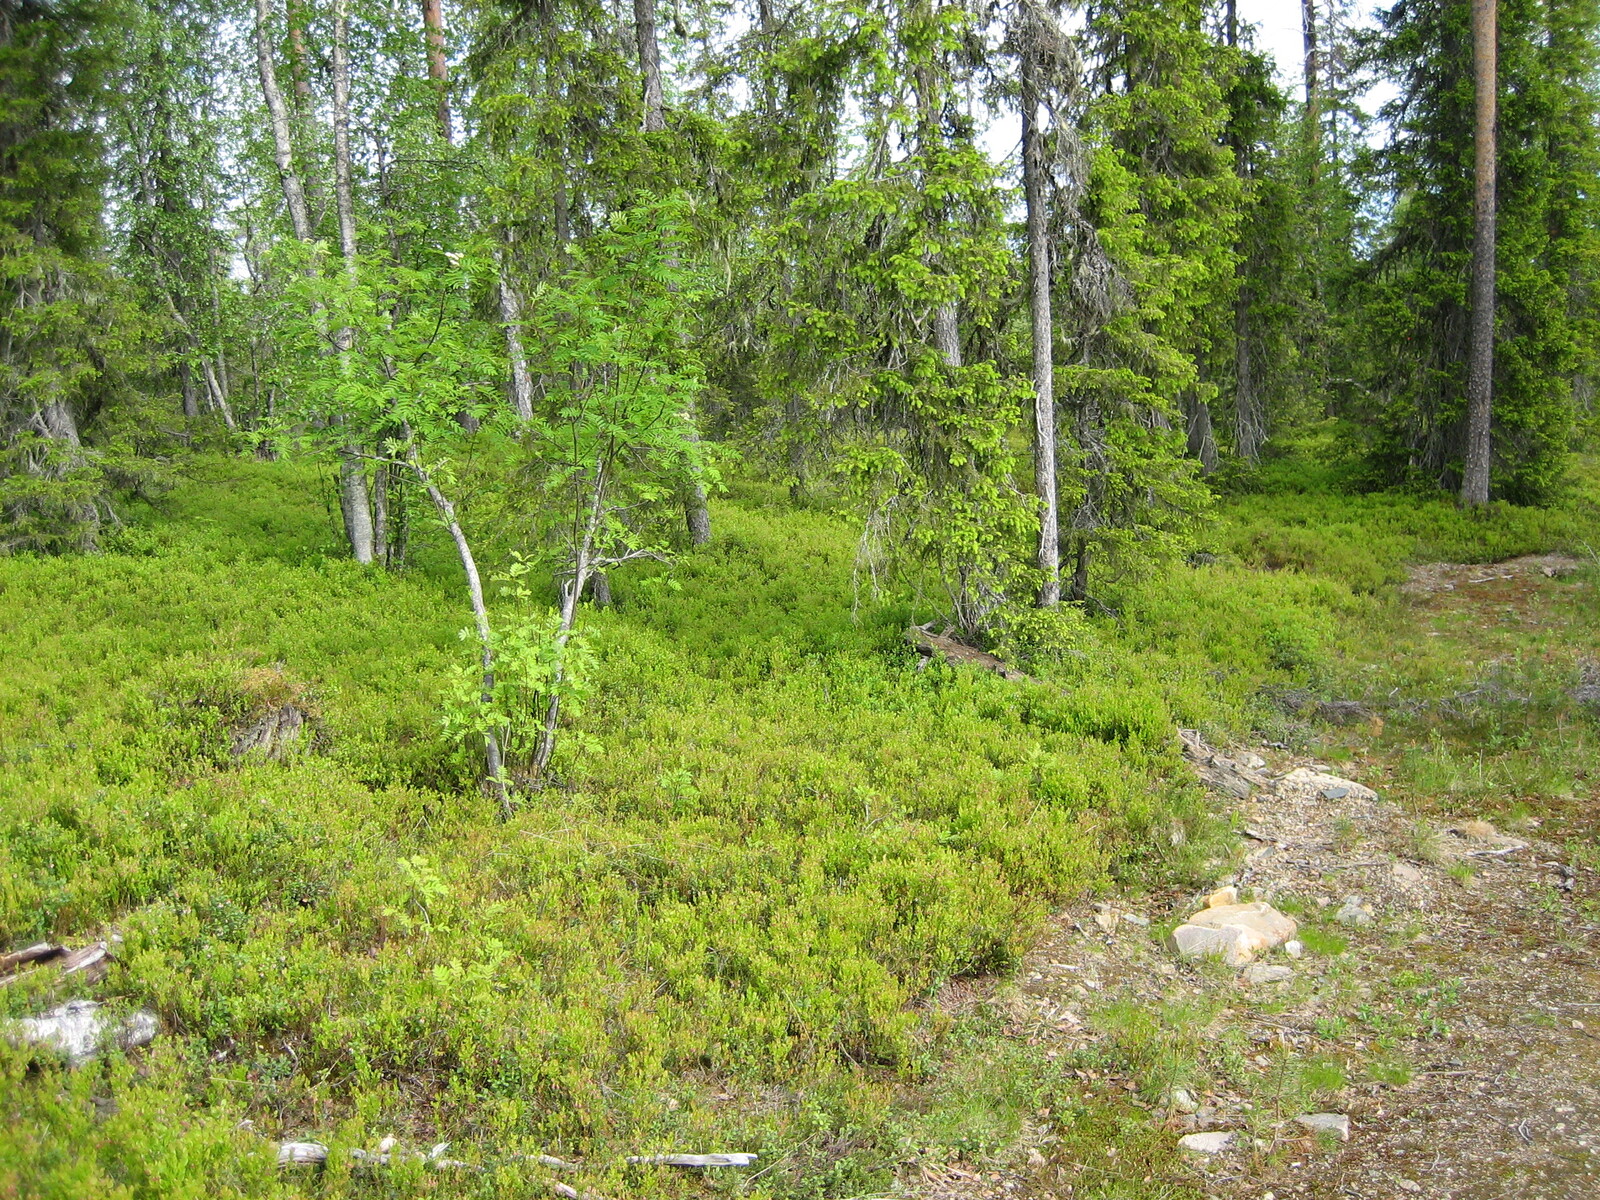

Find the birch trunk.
xmin=497 ymin=267 xmax=536 ymax=421
xmin=332 ymin=0 xmax=377 ymax=562
xmin=533 ymin=458 xmax=607 ymax=776
xmin=257 ymin=0 xmax=375 ymax=560
xmin=1460 ymin=0 xmax=1497 ymax=507
xmin=405 ymin=436 xmax=511 ymax=819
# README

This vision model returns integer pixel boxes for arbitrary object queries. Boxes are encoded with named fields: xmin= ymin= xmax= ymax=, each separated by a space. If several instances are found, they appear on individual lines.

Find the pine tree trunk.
xmin=421 ymin=0 xmax=453 ymax=141
xmin=497 ymin=269 xmax=536 ymax=421
xmin=1461 ymin=0 xmax=1497 ymax=508
xmin=1022 ymin=31 xmax=1059 ymax=607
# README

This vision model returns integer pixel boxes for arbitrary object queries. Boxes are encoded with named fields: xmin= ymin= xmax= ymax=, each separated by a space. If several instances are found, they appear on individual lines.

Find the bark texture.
xmin=1460 ymin=0 xmax=1497 ymax=507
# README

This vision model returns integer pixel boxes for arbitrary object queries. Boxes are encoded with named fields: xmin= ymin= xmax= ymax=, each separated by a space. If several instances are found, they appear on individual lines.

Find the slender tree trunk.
xmin=1234 ymin=286 xmax=1262 ymax=460
xmin=180 ymin=360 xmax=200 ymax=420
xmin=286 ymin=0 xmax=314 ymax=113
xmin=420 ymin=0 xmax=453 ymax=141
xmin=1226 ymin=0 xmax=1262 ymax=463
xmin=634 ymin=0 xmax=665 ymax=132
xmin=201 ymin=358 xmax=238 ymax=430
xmin=405 ymin=435 xmax=511 ymax=818
xmin=1022 ymin=29 xmax=1059 ymax=607
xmin=497 ymin=266 xmax=535 ymax=421
xmin=534 ymin=456 xmax=607 ymax=776
xmin=254 ymin=0 xmax=314 ymax=245
xmin=1185 ymin=394 xmax=1218 ymax=474
xmin=1301 ymin=0 xmax=1319 ymax=114
xmin=632 ymin=0 xmax=710 ymax=542
xmin=332 ymin=0 xmax=377 ymax=561
xmin=1461 ymin=0 xmax=1497 ymax=507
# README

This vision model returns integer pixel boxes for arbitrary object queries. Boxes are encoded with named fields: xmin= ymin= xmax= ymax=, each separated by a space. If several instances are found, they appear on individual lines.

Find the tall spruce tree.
xmin=0 ymin=0 xmax=146 ymax=551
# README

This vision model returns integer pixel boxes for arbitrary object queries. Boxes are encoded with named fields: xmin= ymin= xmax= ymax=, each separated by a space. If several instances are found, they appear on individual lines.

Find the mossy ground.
xmin=3 ymin=452 xmax=1598 ymax=1198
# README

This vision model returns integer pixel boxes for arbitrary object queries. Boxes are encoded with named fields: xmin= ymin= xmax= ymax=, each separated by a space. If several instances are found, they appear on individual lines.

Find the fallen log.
xmin=906 ymin=625 xmax=1029 ymax=682
xmin=4 ymin=999 xmax=159 ymax=1067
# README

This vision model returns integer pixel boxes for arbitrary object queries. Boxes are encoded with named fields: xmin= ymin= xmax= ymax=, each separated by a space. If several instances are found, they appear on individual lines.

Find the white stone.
xmin=1335 ymin=896 xmax=1376 ymax=926
xmin=1275 ymin=768 xmax=1378 ymax=805
xmin=1121 ymin=912 xmax=1150 ymax=927
xmin=1284 ymin=940 xmax=1304 ymax=959
xmin=1295 ymin=1113 xmax=1351 ymax=1142
xmin=1243 ymin=963 xmax=1295 ymax=985
xmin=1204 ymin=885 xmax=1239 ymax=908
xmin=1169 ymin=1089 xmax=1199 ymax=1114
xmin=4 ymin=1000 xmax=159 ymax=1068
xmin=1178 ymin=1132 xmax=1235 ymax=1154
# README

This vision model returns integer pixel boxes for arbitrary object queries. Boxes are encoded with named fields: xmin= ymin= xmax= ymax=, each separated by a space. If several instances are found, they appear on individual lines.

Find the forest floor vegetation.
xmin=4 ymin=453 xmax=1600 ymax=1198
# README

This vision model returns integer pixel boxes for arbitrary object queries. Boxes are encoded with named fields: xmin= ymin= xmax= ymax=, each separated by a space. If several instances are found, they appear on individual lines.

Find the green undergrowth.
xmin=2 ymin=452 xmax=1587 ymax=1197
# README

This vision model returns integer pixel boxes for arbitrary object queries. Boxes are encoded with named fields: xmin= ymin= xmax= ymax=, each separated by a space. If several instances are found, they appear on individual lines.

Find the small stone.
xmin=1242 ymin=753 xmax=1267 ymax=770
xmin=1396 ymin=1179 xmax=1421 ymax=1193
xmin=1169 ymin=1088 xmax=1199 ymax=1114
xmin=1178 ymin=1131 xmax=1235 ymax=1154
xmin=1205 ymin=885 xmax=1239 ymax=908
xmin=1276 ymin=768 xmax=1378 ymax=805
xmin=1335 ymin=896 xmax=1375 ymax=926
xmin=1093 ymin=909 xmax=1118 ymax=934
xmin=1121 ymin=912 xmax=1150 ymax=927
xmin=1295 ymin=1113 xmax=1351 ymax=1142
xmin=1284 ymin=940 xmax=1304 ymax=959
xmin=1243 ymin=963 xmax=1295 ymax=985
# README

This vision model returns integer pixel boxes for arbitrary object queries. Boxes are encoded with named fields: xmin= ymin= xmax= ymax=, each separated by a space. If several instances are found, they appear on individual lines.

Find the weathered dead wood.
xmin=906 ymin=625 xmax=1029 ymax=682
xmin=231 ymin=703 xmax=307 ymax=759
xmin=4 ymin=999 xmax=159 ymax=1066
xmin=0 ymin=943 xmax=61 ymax=973
xmin=1 ymin=939 xmax=112 ymax=987
xmin=1177 ymin=729 xmax=1273 ymax=800
xmin=627 ymin=1153 xmax=759 ymax=1168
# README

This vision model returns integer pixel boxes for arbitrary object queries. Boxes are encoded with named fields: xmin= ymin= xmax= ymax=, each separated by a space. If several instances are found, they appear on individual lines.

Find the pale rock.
xmin=1171 ymin=923 xmax=1254 ymax=966
xmin=1335 ymin=895 xmax=1376 ymax=926
xmin=1284 ymin=940 xmax=1304 ymax=959
xmin=1093 ymin=909 xmax=1118 ymax=934
xmin=1391 ymin=862 xmax=1425 ymax=887
xmin=1173 ymin=902 xmax=1299 ymax=966
xmin=1396 ymin=1179 xmax=1421 ymax=1193
xmin=1275 ymin=768 xmax=1378 ymax=805
xmin=1295 ymin=1113 xmax=1351 ymax=1141
xmin=1242 ymin=963 xmax=1295 ymax=985
xmin=1168 ymin=1088 xmax=1199 ymax=1114
xmin=4 ymin=1000 xmax=159 ymax=1068
xmin=1177 ymin=1131 xmax=1235 ymax=1154
xmin=1204 ymin=885 xmax=1239 ymax=908
xmin=1242 ymin=753 xmax=1268 ymax=770
xmin=1121 ymin=912 xmax=1150 ymax=928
